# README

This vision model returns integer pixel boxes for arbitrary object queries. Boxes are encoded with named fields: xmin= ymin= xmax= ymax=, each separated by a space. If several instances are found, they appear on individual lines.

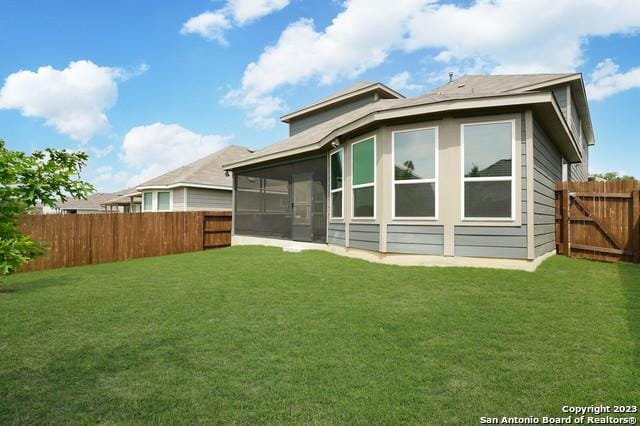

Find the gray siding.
xmin=186 ymin=187 xmax=232 ymax=211
xmin=453 ymin=113 xmax=528 ymax=260
xmin=570 ymin=124 xmax=589 ymax=182
xmin=288 ymin=94 xmax=377 ymax=136
xmin=348 ymin=223 xmax=379 ymax=251
xmin=533 ymin=119 xmax=561 ymax=257
xmin=454 ymin=226 xmax=528 ymax=259
xmin=552 ymin=85 xmax=567 ymax=118
xmin=172 ymin=187 xmax=185 ymax=211
xmin=328 ymin=223 xmax=345 ymax=246
xmin=386 ymin=225 xmax=444 ymax=255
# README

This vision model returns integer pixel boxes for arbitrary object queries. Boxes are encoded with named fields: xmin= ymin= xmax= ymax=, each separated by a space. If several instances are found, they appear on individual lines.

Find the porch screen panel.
xmin=234 ymin=155 xmax=327 ymax=242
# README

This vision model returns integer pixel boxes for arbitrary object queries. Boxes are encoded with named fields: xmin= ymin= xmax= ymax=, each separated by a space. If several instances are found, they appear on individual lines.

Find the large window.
xmin=330 ymin=148 xmax=343 ymax=219
xmin=157 ymin=191 xmax=171 ymax=211
xmin=143 ymin=192 xmax=153 ymax=211
xmin=352 ymin=137 xmax=375 ymax=218
xmin=393 ymin=128 xmax=437 ymax=218
xmin=462 ymin=120 xmax=515 ymax=220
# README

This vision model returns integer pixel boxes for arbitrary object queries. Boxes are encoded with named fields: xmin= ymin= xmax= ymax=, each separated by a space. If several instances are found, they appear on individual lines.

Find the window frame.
xmin=329 ymin=147 xmax=344 ymax=220
xmin=143 ymin=192 xmax=153 ymax=212
xmin=156 ymin=191 xmax=172 ymax=211
xmin=391 ymin=126 xmax=439 ymax=220
xmin=351 ymin=135 xmax=376 ymax=220
xmin=460 ymin=119 xmax=516 ymax=222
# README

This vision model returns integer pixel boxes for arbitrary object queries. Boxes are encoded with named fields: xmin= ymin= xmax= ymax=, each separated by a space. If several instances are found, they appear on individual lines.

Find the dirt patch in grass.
xmin=0 ymin=289 xmax=15 ymax=296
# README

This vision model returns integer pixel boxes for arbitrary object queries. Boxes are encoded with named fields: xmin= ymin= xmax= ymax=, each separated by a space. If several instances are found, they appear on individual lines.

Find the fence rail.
xmin=555 ymin=181 xmax=640 ymax=263
xmin=18 ymin=211 xmax=232 ymax=272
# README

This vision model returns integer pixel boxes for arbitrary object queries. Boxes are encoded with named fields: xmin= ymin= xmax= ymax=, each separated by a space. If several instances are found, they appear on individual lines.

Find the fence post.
xmin=562 ymin=187 xmax=570 ymax=256
xmin=633 ymin=189 xmax=640 ymax=263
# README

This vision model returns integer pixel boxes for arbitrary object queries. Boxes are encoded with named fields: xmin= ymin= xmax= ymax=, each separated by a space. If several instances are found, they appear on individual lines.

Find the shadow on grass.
xmin=617 ymin=262 xmax=640 ymax=368
xmin=0 ymin=336 xmax=198 ymax=423
xmin=0 ymin=275 xmax=75 ymax=296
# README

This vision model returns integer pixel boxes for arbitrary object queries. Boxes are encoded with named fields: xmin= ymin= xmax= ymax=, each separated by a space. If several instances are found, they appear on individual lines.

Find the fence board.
xmin=555 ymin=181 xmax=640 ymax=263
xmin=18 ymin=211 xmax=231 ymax=272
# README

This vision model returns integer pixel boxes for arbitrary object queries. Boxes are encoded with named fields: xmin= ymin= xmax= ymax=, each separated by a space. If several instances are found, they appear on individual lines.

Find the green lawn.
xmin=0 ymin=246 xmax=638 ymax=424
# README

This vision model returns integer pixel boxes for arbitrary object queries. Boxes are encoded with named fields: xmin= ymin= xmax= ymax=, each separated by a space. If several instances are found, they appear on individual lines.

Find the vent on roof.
xmin=448 ymin=71 xmax=454 ymax=83
xmin=458 ymin=83 xmax=466 ymax=88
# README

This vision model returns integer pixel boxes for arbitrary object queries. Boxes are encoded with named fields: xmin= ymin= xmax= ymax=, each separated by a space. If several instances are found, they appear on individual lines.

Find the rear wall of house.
xmin=533 ymin=119 xmax=562 ymax=257
xmin=330 ymin=111 xmax=531 ymax=260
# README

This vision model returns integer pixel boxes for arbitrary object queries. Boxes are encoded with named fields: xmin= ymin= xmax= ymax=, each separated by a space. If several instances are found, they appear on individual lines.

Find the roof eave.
xmin=226 ymin=92 xmax=581 ymax=170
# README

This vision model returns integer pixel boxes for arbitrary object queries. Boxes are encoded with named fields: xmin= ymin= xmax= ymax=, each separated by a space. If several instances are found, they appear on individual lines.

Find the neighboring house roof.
xmin=224 ymin=74 xmax=592 ymax=171
xmin=280 ymin=81 xmax=405 ymax=123
xmin=102 ymin=187 xmax=142 ymax=206
xmin=136 ymin=145 xmax=253 ymax=190
xmin=57 ymin=193 xmax=114 ymax=211
xmin=474 ymin=159 xmax=513 ymax=177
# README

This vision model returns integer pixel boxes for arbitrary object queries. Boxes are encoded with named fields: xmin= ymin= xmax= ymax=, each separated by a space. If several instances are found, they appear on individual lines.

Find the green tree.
xmin=591 ymin=171 xmax=635 ymax=181
xmin=0 ymin=140 xmax=94 ymax=275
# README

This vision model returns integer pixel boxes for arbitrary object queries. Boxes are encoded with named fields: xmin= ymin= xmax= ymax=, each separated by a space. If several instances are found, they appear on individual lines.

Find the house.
xmin=56 ymin=193 xmax=118 ymax=214
xmin=101 ymin=187 xmax=142 ymax=213
xmin=136 ymin=145 xmax=253 ymax=212
xmin=223 ymin=74 xmax=593 ymax=265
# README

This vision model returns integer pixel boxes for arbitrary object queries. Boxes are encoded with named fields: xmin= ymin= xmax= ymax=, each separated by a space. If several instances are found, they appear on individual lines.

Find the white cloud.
xmin=181 ymin=11 xmax=232 ymax=44
xmin=228 ymin=0 xmax=290 ymax=25
xmin=225 ymin=0 xmax=640 ymax=125
xmin=121 ymin=123 xmax=232 ymax=186
xmin=181 ymin=0 xmax=289 ymax=44
xmin=387 ymin=71 xmax=423 ymax=92
xmin=586 ymin=59 xmax=640 ymax=101
xmin=0 ymin=60 xmax=145 ymax=142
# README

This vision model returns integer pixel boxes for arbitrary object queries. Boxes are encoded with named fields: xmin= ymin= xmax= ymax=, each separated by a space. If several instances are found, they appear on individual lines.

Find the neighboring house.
xmin=223 ymin=75 xmax=594 ymax=263
xmin=56 ymin=193 xmax=117 ymax=214
xmin=136 ymin=145 xmax=253 ymax=212
xmin=101 ymin=187 xmax=142 ymax=213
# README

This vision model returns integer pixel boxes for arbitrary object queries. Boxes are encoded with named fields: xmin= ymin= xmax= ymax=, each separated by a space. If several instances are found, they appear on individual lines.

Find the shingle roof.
xmin=226 ymin=92 xmax=509 ymax=167
xmin=102 ymin=187 xmax=142 ymax=206
xmin=57 ymin=193 xmax=115 ymax=210
xmin=225 ymin=74 xmax=585 ymax=169
xmin=137 ymin=145 xmax=252 ymax=189
xmin=430 ymin=74 xmax=578 ymax=96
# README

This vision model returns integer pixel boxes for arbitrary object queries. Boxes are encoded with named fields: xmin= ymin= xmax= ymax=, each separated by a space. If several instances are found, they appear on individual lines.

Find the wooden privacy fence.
xmin=19 ymin=211 xmax=232 ymax=272
xmin=555 ymin=181 xmax=640 ymax=263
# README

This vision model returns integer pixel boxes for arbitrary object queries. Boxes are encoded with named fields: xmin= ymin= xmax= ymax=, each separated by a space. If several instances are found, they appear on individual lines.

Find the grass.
xmin=0 ymin=246 xmax=638 ymax=424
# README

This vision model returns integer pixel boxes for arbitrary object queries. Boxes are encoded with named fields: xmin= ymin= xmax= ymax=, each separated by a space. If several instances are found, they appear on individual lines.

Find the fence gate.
xmin=203 ymin=212 xmax=232 ymax=249
xmin=555 ymin=181 xmax=640 ymax=263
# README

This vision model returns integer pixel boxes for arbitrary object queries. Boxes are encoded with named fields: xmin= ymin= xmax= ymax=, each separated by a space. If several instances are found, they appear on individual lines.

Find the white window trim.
xmin=143 ymin=191 xmax=153 ymax=212
xmin=460 ymin=119 xmax=516 ymax=222
xmin=391 ymin=126 xmax=439 ymax=220
xmin=156 ymin=190 xmax=173 ymax=211
xmin=142 ymin=190 xmax=173 ymax=212
xmin=351 ymin=135 xmax=376 ymax=220
xmin=329 ymin=147 xmax=344 ymax=220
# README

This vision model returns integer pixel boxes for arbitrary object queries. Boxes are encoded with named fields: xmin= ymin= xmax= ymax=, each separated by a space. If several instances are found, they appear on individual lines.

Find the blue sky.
xmin=1 ymin=0 xmax=639 ymax=191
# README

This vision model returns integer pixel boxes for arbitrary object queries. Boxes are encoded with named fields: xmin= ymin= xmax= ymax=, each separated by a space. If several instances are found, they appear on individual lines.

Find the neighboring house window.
xmin=352 ymin=136 xmax=376 ymax=218
xmin=330 ymin=148 xmax=343 ymax=219
xmin=157 ymin=191 xmax=171 ymax=211
xmin=462 ymin=120 xmax=515 ymax=220
xmin=393 ymin=128 xmax=437 ymax=218
xmin=143 ymin=192 xmax=153 ymax=211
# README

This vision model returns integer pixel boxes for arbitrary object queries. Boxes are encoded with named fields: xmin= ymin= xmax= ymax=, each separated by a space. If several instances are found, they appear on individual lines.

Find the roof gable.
xmin=280 ymin=81 xmax=404 ymax=123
